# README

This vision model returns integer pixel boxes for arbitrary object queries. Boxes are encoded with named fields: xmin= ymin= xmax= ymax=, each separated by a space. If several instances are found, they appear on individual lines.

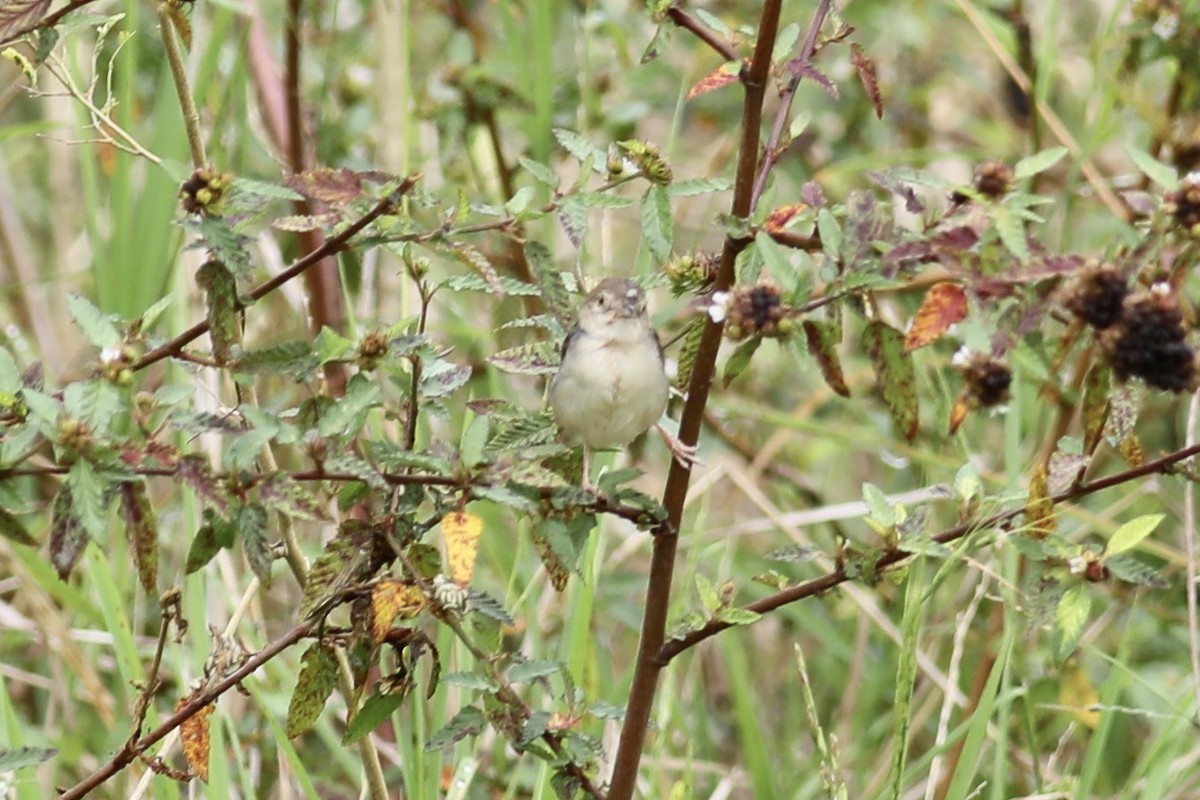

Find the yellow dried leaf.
xmin=442 ymin=511 xmax=483 ymax=587
xmin=1026 ymin=462 xmax=1055 ymax=539
xmin=1058 ymin=662 xmax=1100 ymax=728
xmin=177 ymin=697 xmax=215 ymax=782
xmin=371 ymin=579 xmax=426 ymax=643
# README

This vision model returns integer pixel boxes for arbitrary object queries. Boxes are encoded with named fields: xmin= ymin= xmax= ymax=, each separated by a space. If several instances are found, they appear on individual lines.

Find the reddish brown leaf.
xmin=284 ymin=168 xmax=364 ymax=205
xmin=686 ymin=59 xmax=745 ymax=100
xmin=802 ymin=320 xmax=850 ymax=397
xmin=850 ymin=43 xmax=883 ymax=119
xmin=0 ymin=0 xmax=51 ymax=43
xmin=764 ymin=203 xmax=809 ymax=233
xmin=177 ymin=697 xmax=215 ymax=782
xmin=904 ymin=282 xmax=968 ymax=352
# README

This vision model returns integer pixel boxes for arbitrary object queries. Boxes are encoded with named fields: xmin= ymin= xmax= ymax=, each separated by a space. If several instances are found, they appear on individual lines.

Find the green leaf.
xmin=640 ymin=23 xmax=672 ymax=64
xmin=722 ymin=335 xmax=761 ymax=387
xmin=640 ymin=184 xmax=673 ymax=263
xmin=1056 ymin=584 xmax=1091 ymax=655
xmin=343 ymin=689 xmax=408 ymax=745
xmin=816 ymin=208 xmax=842 ymax=261
xmin=314 ymin=327 xmax=355 ymax=365
xmin=694 ymin=573 xmax=720 ymax=614
xmin=318 ymin=374 xmax=382 ymax=436
xmin=1012 ymin=146 xmax=1068 ymax=180
xmin=238 ymin=503 xmax=274 ymax=588
xmin=1103 ymin=513 xmax=1164 ymax=558
xmin=286 ymin=644 xmax=339 ymax=738
xmin=991 ymin=204 xmax=1029 ymax=261
xmin=1124 ymin=144 xmax=1177 ymax=190
xmin=715 ymin=606 xmax=762 ymax=625
xmin=196 ymin=260 xmax=241 ymax=364
xmin=552 ymin=129 xmax=606 ymax=169
xmin=508 ymin=660 xmax=561 ymax=683
xmin=424 ymin=705 xmax=486 ymax=751
xmin=518 ymin=156 xmax=559 ymax=188
xmin=0 ymin=746 xmax=57 ymax=771
xmin=557 ymin=197 xmax=588 ymax=246
xmin=185 ymin=509 xmax=236 ymax=574
xmin=1104 ymin=554 xmax=1169 ymax=588
xmin=668 ymin=177 xmax=733 ymax=197
xmin=441 ymin=671 xmax=495 ymax=691
xmin=861 ymin=321 xmax=919 ymax=441
xmin=862 ymin=482 xmax=894 ymax=527
xmin=67 ymin=292 xmax=121 ymax=349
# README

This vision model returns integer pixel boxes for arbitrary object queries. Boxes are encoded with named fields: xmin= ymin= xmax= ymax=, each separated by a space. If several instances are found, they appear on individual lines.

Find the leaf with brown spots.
xmin=904 ymin=282 xmax=967 ymax=352
xmin=764 ymin=203 xmax=810 ymax=233
xmin=371 ymin=579 xmax=425 ymax=643
xmin=284 ymin=168 xmax=365 ymax=205
xmin=177 ymin=697 xmax=215 ymax=782
xmin=687 ymin=59 xmax=744 ymax=100
xmin=862 ymin=321 xmax=919 ymax=440
xmin=441 ymin=511 xmax=483 ymax=587
xmin=119 ymin=481 xmax=158 ymax=594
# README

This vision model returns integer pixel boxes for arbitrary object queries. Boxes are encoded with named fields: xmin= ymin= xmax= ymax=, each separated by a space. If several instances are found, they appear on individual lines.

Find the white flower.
xmin=708 ymin=291 xmax=730 ymax=323
xmin=1152 ymin=13 xmax=1179 ymax=40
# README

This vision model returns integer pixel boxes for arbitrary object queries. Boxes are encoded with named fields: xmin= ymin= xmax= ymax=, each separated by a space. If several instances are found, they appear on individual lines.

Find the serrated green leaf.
xmin=1013 ymin=146 xmax=1068 ymax=181
xmin=694 ymin=572 xmax=719 ymax=613
xmin=640 ymin=184 xmax=673 ymax=263
xmin=286 ymin=644 xmax=339 ymax=738
xmin=640 ymin=23 xmax=672 ymax=63
xmin=238 ymin=503 xmax=274 ymax=588
xmin=67 ymin=292 xmax=121 ymax=349
xmin=424 ymin=705 xmax=486 ymax=750
xmin=519 ymin=157 xmax=559 ymax=187
xmin=1104 ymin=554 xmax=1169 ymax=588
xmin=862 ymin=482 xmax=894 ymax=526
xmin=314 ymin=327 xmax=355 ymax=365
xmin=196 ymin=260 xmax=241 ymax=363
xmin=185 ymin=509 xmax=236 ymax=574
xmin=1124 ymin=144 xmax=1177 ymax=190
xmin=557 ymin=197 xmax=588 ymax=246
xmin=441 ymin=671 xmax=495 ymax=690
xmin=991 ymin=204 xmax=1029 ymax=261
xmin=318 ymin=374 xmax=382 ymax=436
xmin=1103 ymin=513 xmax=1164 ymax=558
xmin=668 ymin=177 xmax=733 ymax=197
xmin=49 ymin=482 xmax=87 ymax=580
xmin=816 ymin=208 xmax=842 ymax=261
xmin=572 ymin=192 xmax=635 ymax=209
xmin=0 ymin=746 xmax=57 ymax=771
xmin=552 ymin=129 xmax=606 ymax=169
xmin=232 ymin=177 xmax=305 ymax=201
xmin=1056 ymin=584 xmax=1091 ymax=655
xmin=508 ymin=660 xmax=561 ymax=683
xmin=715 ymin=606 xmax=762 ymax=625
xmin=722 ymin=335 xmax=761 ymax=387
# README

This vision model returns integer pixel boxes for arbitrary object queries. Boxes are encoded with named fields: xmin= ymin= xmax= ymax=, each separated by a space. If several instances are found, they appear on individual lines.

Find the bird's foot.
xmin=656 ymin=422 xmax=700 ymax=469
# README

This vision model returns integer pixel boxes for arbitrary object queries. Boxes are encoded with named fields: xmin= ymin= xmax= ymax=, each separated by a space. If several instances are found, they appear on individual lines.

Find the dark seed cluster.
xmin=1064 ymin=261 xmax=1129 ymax=329
xmin=961 ymin=355 xmax=1012 ymax=407
xmin=1100 ymin=287 xmax=1198 ymax=392
xmin=973 ymin=160 xmax=1015 ymax=199
xmin=1163 ymin=173 xmax=1200 ymax=236
xmin=724 ymin=280 xmax=792 ymax=340
xmin=180 ymin=168 xmax=230 ymax=215
xmin=665 ymin=251 xmax=719 ymax=294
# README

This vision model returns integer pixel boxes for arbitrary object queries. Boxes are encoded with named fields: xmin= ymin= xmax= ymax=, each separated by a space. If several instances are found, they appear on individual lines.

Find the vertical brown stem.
xmin=604 ymin=0 xmax=786 ymax=796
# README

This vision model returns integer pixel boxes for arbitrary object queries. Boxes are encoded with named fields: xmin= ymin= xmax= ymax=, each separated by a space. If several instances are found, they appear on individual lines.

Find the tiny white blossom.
xmin=708 ymin=291 xmax=730 ymax=323
xmin=951 ymin=346 xmax=973 ymax=368
xmin=100 ymin=346 xmax=123 ymax=364
xmin=1152 ymin=13 xmax=1179 ymax=40
xmin=1068 ymin=556 xmax=1087 ymax=575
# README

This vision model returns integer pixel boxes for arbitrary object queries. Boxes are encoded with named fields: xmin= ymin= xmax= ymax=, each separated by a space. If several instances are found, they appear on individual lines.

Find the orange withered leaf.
xmin=904 ymin=282 xmax=968 ymax=352
xmin=686 ymin=59 xmax=745 ymax=100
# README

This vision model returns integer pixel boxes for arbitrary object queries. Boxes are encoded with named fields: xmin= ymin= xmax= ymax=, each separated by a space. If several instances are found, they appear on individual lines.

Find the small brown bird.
xmin=549 ymin=277 xmax=694 ymax=488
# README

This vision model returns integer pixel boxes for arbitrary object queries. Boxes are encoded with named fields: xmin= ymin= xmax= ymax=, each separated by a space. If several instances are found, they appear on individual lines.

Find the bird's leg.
xmin=581 ymin=443 xmax=596 ymax=493
xmin=655 ymin=422 xmax=699 ymax=469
